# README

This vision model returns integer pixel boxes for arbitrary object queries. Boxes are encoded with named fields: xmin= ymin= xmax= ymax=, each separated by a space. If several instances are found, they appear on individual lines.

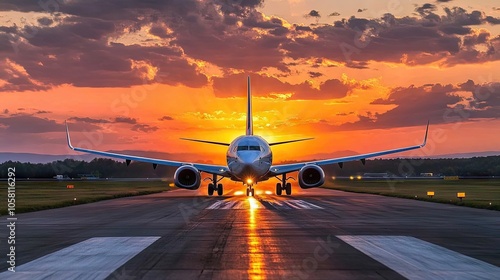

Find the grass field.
xmin=1 ymin=180 xmax=172 ymax=215
xmin=324 ymin=179 xmax=500 ymax=211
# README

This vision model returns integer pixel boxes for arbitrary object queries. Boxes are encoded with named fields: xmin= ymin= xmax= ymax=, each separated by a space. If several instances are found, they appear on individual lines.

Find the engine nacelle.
xmin=298 ymin=165 xmax=325 ymax=189
xmin=174 ymin=165 xmax=201 ymax=190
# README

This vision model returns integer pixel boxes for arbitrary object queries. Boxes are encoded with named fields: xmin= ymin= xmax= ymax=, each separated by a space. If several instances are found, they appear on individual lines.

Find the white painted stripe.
xmin=221 ymin=201 xmax=237 ymax=209
xmin=282 ymin=200 xmax=323 ymax=209
xmin=338 ymin=235 xmax=500 ymax=280
xmin=1 ymin=237 xmax=159 ymax=280
xmin=207 ymin=200 xmax=224 ymax=209
xmin=283 ymin=200 xmax=302 ymax=209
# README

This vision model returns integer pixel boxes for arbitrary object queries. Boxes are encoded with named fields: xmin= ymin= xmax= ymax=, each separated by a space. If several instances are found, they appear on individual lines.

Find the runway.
xmin=1 ymin=184 xmax=499 ymax=279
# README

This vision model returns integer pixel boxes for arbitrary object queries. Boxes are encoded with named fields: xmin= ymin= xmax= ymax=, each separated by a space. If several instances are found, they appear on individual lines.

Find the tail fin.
xmin=246 ymin=76 xmax=253 ymax=135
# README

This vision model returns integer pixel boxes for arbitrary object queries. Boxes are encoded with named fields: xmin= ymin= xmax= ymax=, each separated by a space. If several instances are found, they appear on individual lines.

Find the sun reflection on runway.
xmin=247 ymin=197 xmax=266 ymax=279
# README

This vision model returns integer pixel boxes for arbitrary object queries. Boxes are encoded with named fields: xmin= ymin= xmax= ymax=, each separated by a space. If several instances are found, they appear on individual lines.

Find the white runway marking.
xmin=1 ymin=236 xmax=159 ymax=280
xmin=206 ymin=199 xmax=323 ymax=209
xmin=338 ymin=235 xmax=500 ymax=280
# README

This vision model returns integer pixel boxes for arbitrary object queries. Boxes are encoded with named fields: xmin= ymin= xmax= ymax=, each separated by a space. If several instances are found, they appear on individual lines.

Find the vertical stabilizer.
xmin=246 ymin=76 xmax=253 ymax=135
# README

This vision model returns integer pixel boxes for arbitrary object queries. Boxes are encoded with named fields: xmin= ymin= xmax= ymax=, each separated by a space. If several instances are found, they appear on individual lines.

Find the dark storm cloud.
xmin=212 ymin=73 xmax=352 ymax=100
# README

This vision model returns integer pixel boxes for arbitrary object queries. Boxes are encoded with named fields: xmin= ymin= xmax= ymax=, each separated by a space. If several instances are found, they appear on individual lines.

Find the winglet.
xmin=421 ymin=121 xmax=429 ymax=147
xmin=246 ymin=76 xmax=253 ymax=136
xmin=65 ymin=121 xmax=75 ymax=150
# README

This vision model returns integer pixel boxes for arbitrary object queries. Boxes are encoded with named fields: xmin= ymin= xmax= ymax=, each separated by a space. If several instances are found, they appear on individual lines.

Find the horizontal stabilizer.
xmin=180 ymin=138 xmax=230 ymax=146
xmin=269 ymin=138 xmax=314 ymax=146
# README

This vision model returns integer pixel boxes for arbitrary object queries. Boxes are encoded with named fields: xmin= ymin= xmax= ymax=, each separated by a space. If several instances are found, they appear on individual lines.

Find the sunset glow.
xmin=1 ymin=1 xmax=499 ymax=162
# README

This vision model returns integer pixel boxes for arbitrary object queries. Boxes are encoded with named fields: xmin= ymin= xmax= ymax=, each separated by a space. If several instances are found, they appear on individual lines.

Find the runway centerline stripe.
xmin=1 ymin=236 xmax=159 ymax=280
xmin=338 ymin=235 xmax=500 ymax=280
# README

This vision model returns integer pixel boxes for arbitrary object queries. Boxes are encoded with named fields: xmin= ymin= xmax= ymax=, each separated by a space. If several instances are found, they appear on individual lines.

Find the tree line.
xmin=0 ymin=156 xmax=499 ymax=178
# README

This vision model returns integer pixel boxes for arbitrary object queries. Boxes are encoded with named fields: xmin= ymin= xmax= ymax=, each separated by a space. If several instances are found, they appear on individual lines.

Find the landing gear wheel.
xmin=285 ymin=183 xmax=292 ymax=195
xmin=276 ymin=183 xmax=282 ymax=195
xmin=250 ymin=189 xmax=255 ymax=196
xmin=208 ymin=183 xmax=214 ymax=196
xmin=246 ymin=188 xmax=250 ymax=196
xmin=217 ymin=184 xmax=223 ymax=196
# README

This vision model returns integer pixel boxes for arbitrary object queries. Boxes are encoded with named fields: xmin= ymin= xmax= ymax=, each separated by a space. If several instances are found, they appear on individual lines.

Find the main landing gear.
xmin=206 ymin=174 xmax=223 ymax=196
xmin=275 ymin=173 xmax=293 ymax=196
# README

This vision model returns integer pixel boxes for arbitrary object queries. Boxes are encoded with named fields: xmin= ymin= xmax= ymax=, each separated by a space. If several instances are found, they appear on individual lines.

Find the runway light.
xmin=168 ymin=183 xmax=175 ymax=187
xmin=427 ymin=191 xmax=434 ymax=198
xmin=234 ymin=191 xmax=244 ymax=196
xmin=331 ymin=176 xmax=336 ymax=180
xmin=356 ymin=175 xmax=362 ymax=180
xmin=457 ymin=192 xmax=465 ymax=202
xmin=349 ymin=176 xmax=354 ymax=180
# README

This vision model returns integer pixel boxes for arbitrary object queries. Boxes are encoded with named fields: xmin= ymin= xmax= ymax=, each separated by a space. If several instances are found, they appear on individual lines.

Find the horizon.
xmin=1 ymin=1 xmax=499 ymax=162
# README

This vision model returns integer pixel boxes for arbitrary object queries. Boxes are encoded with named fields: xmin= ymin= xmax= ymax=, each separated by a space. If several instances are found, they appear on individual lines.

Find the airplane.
xmin=66 ymin=76 xmax=429 ymax=196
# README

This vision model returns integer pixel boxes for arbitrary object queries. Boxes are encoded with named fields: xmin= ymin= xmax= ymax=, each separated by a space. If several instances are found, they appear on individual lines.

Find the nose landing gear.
xmin=246 ymin=187 xmax=255 ymax=196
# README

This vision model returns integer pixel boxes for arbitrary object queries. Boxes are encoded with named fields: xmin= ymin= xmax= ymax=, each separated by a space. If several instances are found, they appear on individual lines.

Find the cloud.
xmin=35 ymin=110 xmax=51 ymax=114
xmin=212 ymin=73 xmax=353 ymax=100
xmin=308 ymin=71 xmax=323 ymax=78
xmin=159 ymin=115 xmax=174 ymax=121
xmin=328 ymin=12 xmax=340 ymax=17
xmin=68 ymin=117 xmax=110 ymax=124
xmin=113 ymin=117 xmax=137 ymax=124
xmin=0 ymin=0 xmax=499 ymax=93
xmin=338 ymin=80 xmax=500 ymax=130
xmin=131 ymin=124 xmax=158 ymax=133
xmin=0 ymin=114 xmax=98 ymax=133
xmin=357 ymin=9 xmax=367 ymax=13
xmin=416 ymin=4 xmax=437 ymax=14
xmin=306 ymin=10 xmax=321 ymax=18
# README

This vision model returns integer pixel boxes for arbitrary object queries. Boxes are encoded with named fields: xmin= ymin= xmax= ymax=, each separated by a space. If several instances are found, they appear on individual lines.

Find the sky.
xmin=0 ymin=0 xmax=499 ymax=164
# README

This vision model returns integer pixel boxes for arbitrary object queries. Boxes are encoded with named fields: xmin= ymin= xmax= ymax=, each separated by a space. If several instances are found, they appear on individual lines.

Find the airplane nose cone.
xmin=238 ymin=152 xmax=260 ymax=164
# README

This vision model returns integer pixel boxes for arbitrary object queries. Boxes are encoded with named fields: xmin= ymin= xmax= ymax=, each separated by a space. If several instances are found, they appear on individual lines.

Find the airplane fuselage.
xmin=226 ymin=135 xmax=272 ymax=185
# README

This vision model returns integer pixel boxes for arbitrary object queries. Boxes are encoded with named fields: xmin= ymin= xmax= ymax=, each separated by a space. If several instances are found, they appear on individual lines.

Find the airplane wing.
xmin=268 ymin=122 xmax=429 ymax=176
xmin=65 ymin=123 xmax=230 ymax=176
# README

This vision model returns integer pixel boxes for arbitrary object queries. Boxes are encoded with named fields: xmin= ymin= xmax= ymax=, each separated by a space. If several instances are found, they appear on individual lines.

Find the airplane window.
xmin=249 ymin=146 xmax=261 ymax=151
xmin=237 ymin=146 xmax=249 ymax=151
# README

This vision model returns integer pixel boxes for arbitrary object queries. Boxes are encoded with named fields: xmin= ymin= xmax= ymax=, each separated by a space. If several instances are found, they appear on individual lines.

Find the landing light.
xmin=246 ymin=178 xmax=253 ymax=185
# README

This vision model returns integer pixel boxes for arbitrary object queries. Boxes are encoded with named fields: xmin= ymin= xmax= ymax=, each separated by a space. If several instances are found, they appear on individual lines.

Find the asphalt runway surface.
xmin=1 ymin=183 xmax=499 ymax=279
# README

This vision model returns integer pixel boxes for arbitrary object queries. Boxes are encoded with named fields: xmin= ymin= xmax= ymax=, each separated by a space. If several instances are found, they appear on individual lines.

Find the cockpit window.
xmin=237 ymin=145 xmax=261 ymax=151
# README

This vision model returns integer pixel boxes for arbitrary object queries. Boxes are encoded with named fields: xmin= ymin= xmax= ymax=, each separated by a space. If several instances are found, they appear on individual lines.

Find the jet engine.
xmin=174 ymin=165 xmax=201 ymax=190
xmin=298 ymin=165 xmax=325 ymax=189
